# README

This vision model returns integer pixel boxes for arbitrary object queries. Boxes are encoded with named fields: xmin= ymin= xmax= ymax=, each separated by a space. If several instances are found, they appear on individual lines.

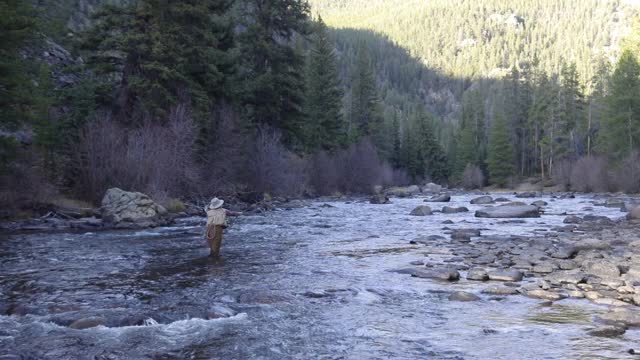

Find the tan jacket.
xmin=206 ymin=209 xmax=228 ymax=227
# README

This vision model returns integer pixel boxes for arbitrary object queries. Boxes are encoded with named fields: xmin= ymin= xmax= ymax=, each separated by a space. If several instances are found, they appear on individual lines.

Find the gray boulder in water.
xmin=410 ymin=205 xmax=432 ymax=216
xmin=101 ymin=188 xmax=170 ymax=229
xmin=470 ymin=195 xmax=494 ymax=204
xmin=370 ymin=194 xmax=391 ymax=204
xmin=425 ymin=194 xmax=451 ymax=202
xmin=475 ymin=205 xmax=540 ymax=218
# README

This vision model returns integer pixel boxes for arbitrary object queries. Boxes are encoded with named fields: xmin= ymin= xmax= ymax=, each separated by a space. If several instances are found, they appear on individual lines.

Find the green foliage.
xmin=303 ymin=17 xmax=345 ymax=152
xmin=400 ymin=109 xmax=449 ymax=182
xmin=348 ymin=43 xmax=384 ymax=141
xmin=487 ymin=113 xmax=515 ymax=186
xmin=81 ymin=0 xmax=235 ymax=124
xmin=0 ymin=0 xmax=37 ymax=130
xmin=602 ymin=49 xmax=640 ymax=159
xmin=236 ymin=0 xmax=310 ymax=147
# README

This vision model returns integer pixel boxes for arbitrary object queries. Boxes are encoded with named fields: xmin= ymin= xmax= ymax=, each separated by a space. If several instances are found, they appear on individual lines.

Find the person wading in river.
xmin=204 ymin=197 xmax=241 ymax=257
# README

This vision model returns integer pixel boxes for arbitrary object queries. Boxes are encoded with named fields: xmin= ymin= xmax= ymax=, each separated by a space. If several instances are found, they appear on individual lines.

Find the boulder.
xmin=100 ymin=188 xmax=170 ymax=229
xmin=481 ymin=286 xmax=519 ymax=295
xmin=544 ymin=271 xmax=586 ymax=285
xmin=587 ymin=325 xmax=627 ymax=338
xmin=597 ymin=310 xmax=640 ymax=327
xmin=442 ymin=206 xmax=469 ymax=214
xmin=563 ymin=215 xmax=582 ymax=224
xmin=475 ymin=205 xmax=540 ymax=218
xmin=386 ymin=185 xmax=421 ymax=198
xmin=515 ymin=192 xmax=537 ymax=198
xmin=206 ymin=304 xmax=237 ymax=319
xmin=422 ymin=183 xmax=442 ymax=193
xmin=525 ymin=289 xmax=566 ymax=301
xmin=531 ymin=200 xmax=548 ymax=207
xmin=425 ymin=194 xmax=451 ymax=202
xmin=487 ymin=270 xmax=524 ymax=282
xmin=69 ymin=316 xmax=105 ymax=330
xmin=467 ymin=268 xmax=489 ymax=281
xmin=499 ymin=201 xmax=528 ymax=206
xmin=412 ymin=269 xmax=460 ymax=281
xmin=582 ymin=260 xmax=621 ymax=279
xmin=448 ymin=291 xmax=481 ymax=302
xmin=470 ymin=196 xmax=494 ymax=205
xmin=410 ymin=205 xmax=432 ymax=216
xmin=370 ymin=194 xmax=390 ymax=204
xmin=282 ymin=200 xmax=305 ymax=209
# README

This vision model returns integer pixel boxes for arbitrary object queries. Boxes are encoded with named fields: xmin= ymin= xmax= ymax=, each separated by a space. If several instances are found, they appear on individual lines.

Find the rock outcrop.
xmin=100 ymin=188 xmax=170 ymax=229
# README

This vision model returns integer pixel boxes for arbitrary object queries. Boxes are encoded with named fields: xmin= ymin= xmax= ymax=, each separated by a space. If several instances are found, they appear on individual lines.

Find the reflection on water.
xmin=0 ymin=193 xmax=638 ymax=359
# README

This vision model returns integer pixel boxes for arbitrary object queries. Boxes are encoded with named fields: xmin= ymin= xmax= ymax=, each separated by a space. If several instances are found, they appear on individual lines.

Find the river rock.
xmin=370 ymin=194 xmax=390 ymax=204
xmin=588 ymin=325 xmax=627 ymax=338
xmin=582 ymin=260 xmax=621 ymax=278
xmin=386 ymin=185 xmax=421 ymax=198
xmin=467 ymin=268 xmax=489 ymax=281
xmin=494 ymin=197 xmax=510 ymax=202
xmin=410 ymin=205 xmax=432 ymax=216
xmin=412 ymin=269 xmax=460 ymax=281
xmin=471 ymin=196 xmax=494 ymax=205
xmin=593 ymin=298 xmax=630 ymax=307
xmin=448 ymin=291 xmax=481 ymax=302
xmin=545 ymin=271 xmax=586 ymax=285
xmin=487 ymin=270 xmax=524 ymax=282
xmin=516 ymin=192 xmax=537 ymax=198
xmin=525 ymin=289 xmax=566 ymax=301
xmin=475 ymin=205 xmax=540 ymax=218
xmin=425 ymin=194 xmax=451 ymax=202
xmin=563 ymin=215 xmax=582 ymax=224
xmin=532 ymin=263 xmax=557 ymax=274
xmin=597 ymin=310 xmax=640 ymax=327
xmin=549 ymin=245 xmax=578 ymax=259
xmin=481 ymin=286 xmax=519 ymax=295
xmin=69 ymin=316 xmax=105 ymax=330
xmin=442 ymin=206 xmax=469 ymax=214
xmin=531 ymin=200 xmax=548 ymax=207
xmin=100 ymin=188 xmax=170 ymax=229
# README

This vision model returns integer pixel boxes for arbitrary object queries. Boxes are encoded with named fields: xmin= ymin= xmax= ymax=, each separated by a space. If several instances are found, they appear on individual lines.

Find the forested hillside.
xmin=2 ymin=0 xmax=640 ymax=218
xmin=312 ymin=0 xmax=640 ymax=189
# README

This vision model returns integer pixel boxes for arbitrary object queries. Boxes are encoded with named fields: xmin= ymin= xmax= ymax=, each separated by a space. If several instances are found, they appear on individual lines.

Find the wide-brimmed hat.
xmin=207 ymin=197 xmax=224 ymax=210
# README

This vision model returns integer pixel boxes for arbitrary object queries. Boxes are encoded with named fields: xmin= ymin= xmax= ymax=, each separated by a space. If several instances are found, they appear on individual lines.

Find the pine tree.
xmin=82 ymin=0 xmax=235 ymax=123
xmin=237 ymin=0 xmax=310 ymax=147
xmin=487 ymin=114 xmax=515 ymax=186
xmin=348 ymin=42 xmax=383 ymax=141
xmin=558 ymin=61 xmax=584 ymax=158
xmin=303 ymin=16 xmax=344 ymax=152
xmin=454 ymin=124 xmax=475 ymax=178
xmin=0 ymin=0 xmax=37 ymax=171
xmin=602 ymin=49 xmax=640 ymax=159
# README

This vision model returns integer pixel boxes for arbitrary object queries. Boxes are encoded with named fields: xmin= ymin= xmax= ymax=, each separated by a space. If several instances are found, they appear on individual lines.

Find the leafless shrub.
xmin=76 ymin=104 xmax=199 ymax=202
xmin=569 ymin=156 xmax=609 ymax=192
xmin=613 ymin=150 xmax=640 ymax=193
xmin=552 ymin=159 xmax=573 ymax=191
xmin=391 ymin=168 xmax=411 ymax=186
xmin=461 ymin=164 xmax=484 ymax=189
xmin=336 ymin=139 xmax=389 ymax=194
xmin=245 ymin=126 xmax=307 ymax=197
xmin=308 ymin=151 xmax=340 ymax=196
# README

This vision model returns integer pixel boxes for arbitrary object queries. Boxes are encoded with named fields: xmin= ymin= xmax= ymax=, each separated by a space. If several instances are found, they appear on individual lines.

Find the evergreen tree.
xmin=0 ymin=0 xmax=37 ymax=171
xmin=303 ymin=16 xmax=344 ymax=152
xmin=82 ymin=0 xmax=235 ymax=124
xmin=487 ymin=114 xmax=515 ymax=186
xmin=454 ymin=124 xmax=475 ymax=178
xmin=602 ymin=49 xmax=640 ymax=159
xmin=348 ymin=42 xmax=383 ymax=141
xmin=558 ymin=61 xmax=584 ymax=158
xmin=237 ymin=0 xmax=310 ymax=147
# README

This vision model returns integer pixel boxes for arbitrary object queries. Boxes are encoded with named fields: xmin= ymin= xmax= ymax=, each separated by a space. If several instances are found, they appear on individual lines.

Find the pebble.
xmin=448 ymin=291 xmax=481 ymax=302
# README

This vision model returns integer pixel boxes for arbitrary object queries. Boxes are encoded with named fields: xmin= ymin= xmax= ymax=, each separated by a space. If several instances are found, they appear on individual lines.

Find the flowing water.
xmin=0 ymin=194 xmax=638 ymax=359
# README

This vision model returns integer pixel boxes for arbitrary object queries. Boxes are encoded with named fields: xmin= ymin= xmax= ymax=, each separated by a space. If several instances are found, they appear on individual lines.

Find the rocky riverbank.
xmin=387 ymin=191 xmax=640 ymax=339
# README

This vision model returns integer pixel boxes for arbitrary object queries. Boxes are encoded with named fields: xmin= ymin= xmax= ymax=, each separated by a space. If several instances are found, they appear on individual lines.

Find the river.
xmin=0 ymin=193 xmax=638 ymax=359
